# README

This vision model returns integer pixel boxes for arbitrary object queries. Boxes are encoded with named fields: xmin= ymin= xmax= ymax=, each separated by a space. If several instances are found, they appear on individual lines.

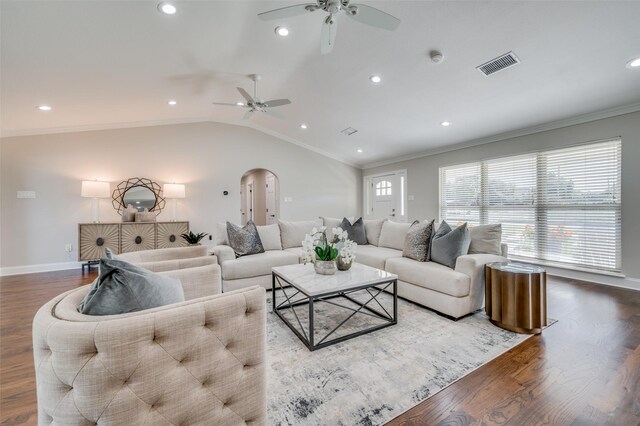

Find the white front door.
xmin=265 ymin=174 xmax=277 ymax=225
xmin=365 ymin=171 xmax=407 ymax=222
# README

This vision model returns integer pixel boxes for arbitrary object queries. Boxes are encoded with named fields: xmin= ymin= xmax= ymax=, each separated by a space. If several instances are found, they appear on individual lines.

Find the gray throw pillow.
xmin=78 ymin=258 xmax=184 ymax=315
xmin=430 ymin=221 xmax=471 ymax=269
xmin=227 ymin=220 xmax=265 ymax=257
xmin=403 ymin=219 xmax=434 ymax=262
xmin=340 ymin=217 xmax=368 ymax=245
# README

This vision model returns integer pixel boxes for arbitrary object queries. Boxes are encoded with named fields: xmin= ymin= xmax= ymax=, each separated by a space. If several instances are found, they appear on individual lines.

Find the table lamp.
xmin=81 ymin=180 xmax=111 ymax=223
xmin=163 ymin=183 xmax=185 ymax=221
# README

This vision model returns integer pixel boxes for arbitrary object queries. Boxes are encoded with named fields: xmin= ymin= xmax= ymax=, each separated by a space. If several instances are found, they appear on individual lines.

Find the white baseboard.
xmin=0 ymin=261 xmax=83 ymax=277
xmin=544 ymin=265 xmax=640 ymax=291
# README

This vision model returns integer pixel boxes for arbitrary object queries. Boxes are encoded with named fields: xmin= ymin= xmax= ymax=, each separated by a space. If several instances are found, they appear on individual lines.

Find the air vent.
xmin=341 ymin=127 xmax=358 ymax=136
xmin=477 ymin=51 xmax=520 ymax=76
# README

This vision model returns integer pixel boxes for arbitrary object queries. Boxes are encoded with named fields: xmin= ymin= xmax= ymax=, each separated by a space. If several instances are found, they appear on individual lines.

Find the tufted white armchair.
xmin=32 ymin=278 xmax=267 ymax=425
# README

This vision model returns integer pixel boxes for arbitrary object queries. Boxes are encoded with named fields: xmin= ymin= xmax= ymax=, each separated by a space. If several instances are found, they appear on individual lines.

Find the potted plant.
xmin=302 ymin=226 xmax=356 ymax=275
xmin=180 ymin=231 xmax=209 ymax=245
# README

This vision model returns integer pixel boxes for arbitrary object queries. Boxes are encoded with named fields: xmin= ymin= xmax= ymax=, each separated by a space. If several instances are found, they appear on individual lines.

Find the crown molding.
xmin=362 ymin=102 xmax=640 ymax=169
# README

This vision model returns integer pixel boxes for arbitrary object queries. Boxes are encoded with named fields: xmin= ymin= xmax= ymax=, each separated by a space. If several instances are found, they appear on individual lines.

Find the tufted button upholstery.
xmin=33 ymin=285 xmax=267 ymax=425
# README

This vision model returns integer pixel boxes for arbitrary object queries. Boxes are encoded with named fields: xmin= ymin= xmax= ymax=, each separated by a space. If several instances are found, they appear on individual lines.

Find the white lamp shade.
xmin=163 ymin=183 xmax=185 ymax=199
xmin=81 ymin=180 xmax=111 ymax=198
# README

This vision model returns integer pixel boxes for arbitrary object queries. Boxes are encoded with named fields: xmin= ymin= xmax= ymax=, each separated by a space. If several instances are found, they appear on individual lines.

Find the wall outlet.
xmin=408 ymin=195 xmax=415 ymax=201
xmin=284 ymin=197 xmax=293 ymax=203
xmin=65 ymin=244 xmax=73 ymax=252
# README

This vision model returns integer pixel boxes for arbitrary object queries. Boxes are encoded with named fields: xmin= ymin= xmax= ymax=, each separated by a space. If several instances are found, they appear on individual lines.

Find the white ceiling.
xmin=2 ymin=1 xmax=640 ymax=168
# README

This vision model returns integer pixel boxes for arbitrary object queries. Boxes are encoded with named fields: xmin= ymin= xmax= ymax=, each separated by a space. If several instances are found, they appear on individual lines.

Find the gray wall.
xmin=365 ymin=111 xmax=640 ymax=283
xmin=0 ymin=121 xmax=362 ymax=271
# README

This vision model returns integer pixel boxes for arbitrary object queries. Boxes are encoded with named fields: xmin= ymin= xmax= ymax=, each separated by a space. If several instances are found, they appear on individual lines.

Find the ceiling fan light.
xmin=627 ymin=57 xmax=640 ymax=68
xmin=369 ymin=75 xmax=382 ymax=84
xmin=236 ymin=102 xmax=245 ymax=106
xmin=158 ymin=2 xmax=176 ymax=15
xmin=275 ymin=26 xmax=289 ymax=37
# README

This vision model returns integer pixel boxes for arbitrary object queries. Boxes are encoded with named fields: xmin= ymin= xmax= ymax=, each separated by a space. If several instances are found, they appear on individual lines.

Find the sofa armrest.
xmin=158 ymin=264 xmax=222 ymax=299
xmin=501 ymin=243 xmax=509 ymax=257
xmin=135 ymin=256 xmax=218 ymax=272
xmin=455 ymin=254 xmax=507 ymax=311
xmin=212 ymin=245 xmax=236 ymax=265
xmin=33 ymin=285 xmax=266 ymax=425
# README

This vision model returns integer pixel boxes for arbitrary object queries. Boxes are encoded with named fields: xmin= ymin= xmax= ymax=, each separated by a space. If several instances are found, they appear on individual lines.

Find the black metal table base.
xmin=82 ymin=260 xmax=100 ymax=273
xmin=272 ymin=273 xmax=398 ymax=351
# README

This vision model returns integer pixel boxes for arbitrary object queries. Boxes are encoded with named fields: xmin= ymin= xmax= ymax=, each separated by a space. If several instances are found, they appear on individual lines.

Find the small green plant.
xmin=180 ymin=231 xmax=209 ymax=245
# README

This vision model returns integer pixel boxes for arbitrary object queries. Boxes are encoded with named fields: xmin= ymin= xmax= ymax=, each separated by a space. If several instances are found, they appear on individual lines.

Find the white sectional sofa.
xmin=213 ymin=219 xmax=507 ymax=319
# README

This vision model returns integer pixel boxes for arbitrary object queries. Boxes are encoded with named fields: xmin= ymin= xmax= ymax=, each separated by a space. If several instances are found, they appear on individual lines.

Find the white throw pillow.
xmin=257 ymin=224 xmax=283 ymax=251
xmin=378 ymin=220 xmax=412 ymax=251
xmin=321 ymin=217 xmax=343 ymax=230
xmin=278 ymin=219 xmax=323 ymax=249
xmin=468 ymin=223 xmax=502 ymax=255
xmin=364 ymin=219 xmax=387 ymax=246
xmin=214 ymin=222 xmax=229 ymax=246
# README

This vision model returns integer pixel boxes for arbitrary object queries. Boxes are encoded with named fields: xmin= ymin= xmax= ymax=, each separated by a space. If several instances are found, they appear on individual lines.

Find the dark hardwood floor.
xmin=1 ymin=270 xmax=639 ymax=425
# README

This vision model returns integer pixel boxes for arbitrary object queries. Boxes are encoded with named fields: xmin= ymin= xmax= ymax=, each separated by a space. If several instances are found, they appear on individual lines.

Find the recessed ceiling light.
xmin=158 ymin=2 xmax=176 ymax=15
xmin=275 ymin=26 xmax=289 ymax=37
xmin=236 ymin=102 xmax=245 ymax=106
xmin=168 ymin=100 xmax=177 ymax=106
xmin=440 ymin=121 xmax=451 ymax=127
xmin=300 ymin=123 xmax=308 ymax=129
xmin=627 ymin=57 xmax=640 ymax=68
xmin=36 ymin=105 xmax=52 ymax=111
xmin=369 ymin=75 xmax=382 ymax=84
xmin=357 ymin=149 xmax=363 ymax=153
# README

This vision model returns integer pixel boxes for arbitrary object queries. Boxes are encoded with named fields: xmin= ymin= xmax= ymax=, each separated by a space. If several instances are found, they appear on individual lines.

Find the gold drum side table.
xmin=485 ymin=262 xmax=547 ymax=334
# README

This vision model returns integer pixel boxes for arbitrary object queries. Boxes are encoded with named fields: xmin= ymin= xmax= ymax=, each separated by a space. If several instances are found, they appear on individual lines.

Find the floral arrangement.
xmin=339 ymin=239 xmax=357 ymax=263
xmin=301 ymin=226 xmax=356 ymax=264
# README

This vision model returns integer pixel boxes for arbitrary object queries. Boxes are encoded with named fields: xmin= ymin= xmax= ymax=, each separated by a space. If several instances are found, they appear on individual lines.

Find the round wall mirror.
xmin=123 ymin=186 xmax=157 ymax=211
xmin=112 ymin=177 xmax=165 ymax=215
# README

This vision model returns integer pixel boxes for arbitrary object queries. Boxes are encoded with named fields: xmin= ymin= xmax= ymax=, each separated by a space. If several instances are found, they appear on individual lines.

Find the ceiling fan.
xmin=211 ymin=74 xmax=291 ymax=120
xmin=258 ymin=0 xmax=400 ymax=54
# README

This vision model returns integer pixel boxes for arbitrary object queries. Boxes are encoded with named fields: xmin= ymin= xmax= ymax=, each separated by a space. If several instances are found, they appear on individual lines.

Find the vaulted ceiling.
xmin=2 ymin=1 xmax=640 ymax=167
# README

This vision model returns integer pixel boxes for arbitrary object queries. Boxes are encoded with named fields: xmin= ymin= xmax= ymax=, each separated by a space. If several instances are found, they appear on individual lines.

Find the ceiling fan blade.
xmin=347 ymin=4 xmax=400 ymax=31
xmin=211 ymin=102 xmax=244 ymax=107
xmin=263 ymin=99 xmax=291 ymax=108
xmin=263 ymin=109 xmax=285 ymax=120
xmin=237 ymin=87 xmax=254 ymax=103
xmin=242 ymin=110 xmax=254 ymax=120
xmin=320 ymin=18 xmax=338 ymax=54
xmin=258 ymin=4 xmax=317 ymax=21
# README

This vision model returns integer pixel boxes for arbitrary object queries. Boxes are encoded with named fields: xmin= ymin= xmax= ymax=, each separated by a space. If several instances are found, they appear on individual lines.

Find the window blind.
xmin=439 ymin=139 xmax=621 ymax=272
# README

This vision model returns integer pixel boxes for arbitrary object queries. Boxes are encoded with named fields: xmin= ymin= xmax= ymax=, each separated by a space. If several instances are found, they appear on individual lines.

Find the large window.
xmin=440 ymin=139 xmax=621 ymax=272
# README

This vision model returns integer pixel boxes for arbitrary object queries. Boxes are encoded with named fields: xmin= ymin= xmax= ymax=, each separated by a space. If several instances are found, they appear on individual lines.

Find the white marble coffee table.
xmin=272 ymin=263 xmax=398 ymax=351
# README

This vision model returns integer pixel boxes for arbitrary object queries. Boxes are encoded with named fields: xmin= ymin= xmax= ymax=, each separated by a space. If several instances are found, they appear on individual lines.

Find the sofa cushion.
xmin=341 ymin=217 xmax=367 ymax=245
xmin=221 ymin=250 xmax=299 ymax=280
xmin=278 ymin=219 xmax=322 ymax=249
xmin=354 ymin=245 xmax=402 ymax=270
xmin=469 ymin=223 xmax=502 ymax=255
xmin=227 ymin=221 xmax=265 ymax=257
xmin=364 ymin=219 xmax=386 ymax=246
xmin=378 ymin=220 xmax=412 ymax=250
xmin=257 ymin=224 xmax=282 ymax=251
xmin=78 ymin=258 xmax=185 ymax=315
xmin=284 ymin=247 xmax=307 ymax=263
xmin=214 ymin=222 xmax=229 ymax=245
xmin=430 ymin=221 xmax=471 ymax=269
xmin=403 ymin=219 xmax=434 ymax=262
xmin=385 ymin=257 xmax=471 ymax=297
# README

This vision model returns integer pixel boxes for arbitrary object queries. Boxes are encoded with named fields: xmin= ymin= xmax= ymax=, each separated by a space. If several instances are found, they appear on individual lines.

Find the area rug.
xmin=266 ymin=291 xmax=532 ymax=425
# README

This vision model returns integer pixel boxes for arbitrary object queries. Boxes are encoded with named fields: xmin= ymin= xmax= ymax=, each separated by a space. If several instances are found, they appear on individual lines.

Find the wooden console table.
xmin=78 ymin=221 xmax=189 ymax=262
xmin=485 ymin=262 xmax=547 ymax=334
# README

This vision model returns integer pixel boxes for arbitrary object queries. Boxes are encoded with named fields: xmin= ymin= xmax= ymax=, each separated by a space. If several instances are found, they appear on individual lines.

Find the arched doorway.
xmin=240 ymin=169 xmax=280 ymax=225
